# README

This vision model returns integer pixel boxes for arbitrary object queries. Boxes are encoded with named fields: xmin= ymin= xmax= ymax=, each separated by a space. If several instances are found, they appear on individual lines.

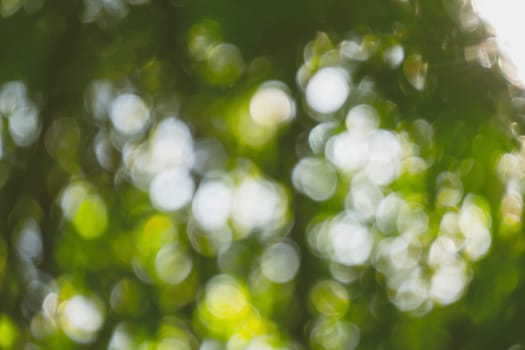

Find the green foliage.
xmin=1 ymin=0 xmax=525 ymax=349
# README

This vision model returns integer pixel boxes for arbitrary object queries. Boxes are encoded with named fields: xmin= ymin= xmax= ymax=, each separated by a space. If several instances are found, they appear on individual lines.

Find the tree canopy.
xmin=1 ymin=0 xmax=525 ymax=349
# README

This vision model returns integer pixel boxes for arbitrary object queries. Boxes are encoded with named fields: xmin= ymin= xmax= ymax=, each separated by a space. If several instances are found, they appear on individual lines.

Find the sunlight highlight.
xmin=473 ymin=0 xmax=525 ymax=87
xmin=249 ymin=82 xmax=295 ymax=127
xmin=110 ymin=93 xmax=150 ymax=136
xmin=306 ymin=67 xmax=350 ymax=114
xmin=59 ymin=295 xmax=104 ymax=344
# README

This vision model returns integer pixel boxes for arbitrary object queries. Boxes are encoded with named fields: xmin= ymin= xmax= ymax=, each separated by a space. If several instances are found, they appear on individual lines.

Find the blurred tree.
xmin=0 ymin=0 xmax=525 ymax=349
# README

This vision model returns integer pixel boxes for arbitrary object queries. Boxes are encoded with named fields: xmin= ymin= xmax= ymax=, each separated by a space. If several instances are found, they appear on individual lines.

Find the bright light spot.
xmin=94 ymin=131 xmax=116 ymax=170
xmin=388 ymin=234 xmax=421 ymax=271
xmin=497 ymin=153 xmax=523 ymax=183
xmin=232 ymin=178 xmax=286 ymax=234
xmin=149 ymin=168 xmax=194 ymax=212
xmin=345 ymin=104 xmax=380 ymax=134
xmin=8 ymin=106 xmax=40 ymax=147
xmin=292 ymin=157 xmax=337 ymax=201
xmin=125 ymin=142 xmax=156 ymax=190
xmin=376 ymin=193 xmax=404 ymax=233
xmin=261 ymin=241 xmax=300 ymax=283
xmin=150 ymin=117 xmax=194 ymax=171
xmin=308 ymin=122 xmax=338 ymax=154
xmin=396 ymin=203 xmax=428 ymax=235
xmin=383 ymin=44 xmax=405 ymax=68
xmin=341 ymin=39 xmax=375 ymax=61
xmin=472 ymin=0 xmax=525 ymax=87
xmin=42 ymin=292 xmax=58 ymax=322
xmin=192 ymin=180 xmax=233 ymax=231
xmin=306 ymin=67 xmax=350 ymax=114
xmin=249 ymin=82 xmax=295 ymax=126
xmin=123 ymin=117 xmax=195 ymax=191
xmin=15 ymin=219 xmax=42 ymax=261
xmin=155 ymin=244 xmax=192 ymax=284
xmin=391 ymin=273 xmax=429 ymax=311
xmin=365 ymin=130 xmax=402 ymax=186
xmin=0 ymin=81 xmax=27 ymax=115
xmin=464 ymin=226 xmax=491 ymax=260
xmin=328 ymin=214 xmax=373 ymax=266
xmin=430 ymin=263 xmax=468 ymax=305
xmin=110 ymin=93 xmax=150 ymax=135
xmin=459 ymin=197 xmax=490 ymax=232
xmin=405 ymin=156 xmax=428 ymax=176
xmin=440 ymin=215 xmax=460 ymax=239
xmin=325 ymin=132 xmax=369 ymax=173
xmin=205 ymin=275 xmax=248 ymax=318
xmin=459 ymin=195 xmax=492 ymax=260
xmin=109 ymin=324 xmax=134 ymax=350
xmin=348 ymin=176 xmax=383 ymax=220
xmin=428 ymin=236 xmax=460 ymax=268
xmin=60 ymin=182 xmax=88 ymax=219
xmin=326 ymin=128 xmax=402 ymax=185
xmin=59 ymin=295 xmax=104 ymax=344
